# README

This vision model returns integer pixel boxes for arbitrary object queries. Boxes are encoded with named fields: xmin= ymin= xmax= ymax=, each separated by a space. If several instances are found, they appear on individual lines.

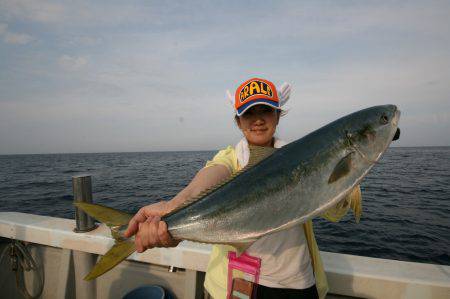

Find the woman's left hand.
xmin=134 ymin=216 xmax=180 ymax=253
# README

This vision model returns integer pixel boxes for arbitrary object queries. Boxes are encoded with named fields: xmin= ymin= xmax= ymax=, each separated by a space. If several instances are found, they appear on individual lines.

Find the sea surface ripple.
xmin=0 ymin=147 xmax=449 ymax=266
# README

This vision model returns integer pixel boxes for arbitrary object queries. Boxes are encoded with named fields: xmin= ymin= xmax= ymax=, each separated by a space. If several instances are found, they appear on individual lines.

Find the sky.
xmin=0 ymin=0 xmax=449 ymax=154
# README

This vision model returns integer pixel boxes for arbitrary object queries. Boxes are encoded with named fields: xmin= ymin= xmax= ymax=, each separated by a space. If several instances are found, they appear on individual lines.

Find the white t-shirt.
xmin=236 ymin=138 xmax=315 ymax=289
xmin=246 ymin=225 xmax=315 ymax=289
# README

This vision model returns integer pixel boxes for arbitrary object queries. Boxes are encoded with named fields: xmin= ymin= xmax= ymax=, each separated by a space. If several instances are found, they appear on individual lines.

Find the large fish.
xmin=75 ymin=104 xmax=400 ymax=280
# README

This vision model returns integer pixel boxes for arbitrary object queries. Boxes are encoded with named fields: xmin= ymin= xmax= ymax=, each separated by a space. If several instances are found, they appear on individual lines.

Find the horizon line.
xmin=1 ymin=145 xmax=449 ymax=156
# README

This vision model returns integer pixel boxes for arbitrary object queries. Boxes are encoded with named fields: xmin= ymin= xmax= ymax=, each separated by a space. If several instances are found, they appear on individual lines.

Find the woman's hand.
xmin=123 ymin=165 xmax=231 ymax=253
xmin=124 ymin=201 xmax=169 ymax=237
xmin=124 ymin=201 xmax=180 ymax=252
xmin=134 ymin=216 xmax=180 ymax=252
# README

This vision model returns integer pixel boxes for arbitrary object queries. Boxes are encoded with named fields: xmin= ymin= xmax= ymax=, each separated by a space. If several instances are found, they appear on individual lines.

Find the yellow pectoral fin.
xmin=84 ymin=241 xmax=135 ymax=281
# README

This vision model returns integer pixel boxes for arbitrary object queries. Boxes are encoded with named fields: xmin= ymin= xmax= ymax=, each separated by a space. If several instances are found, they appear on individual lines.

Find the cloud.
xmin=0 ymin=0 xmax=157 ymax=27
xmin=58 ymin=55 xmax=88 ymax=71
xmin=0 ymin=0 xmax=65 ymax=23
xmin=1 ymin=1 xmax=449 ymax=153
xmin=3 ymin=31 xmax=33 ymax=44
xmin=67 ymin=36 xmax=103 ymax=46
xmin=0 ymin=22 xmax=34 ymax=44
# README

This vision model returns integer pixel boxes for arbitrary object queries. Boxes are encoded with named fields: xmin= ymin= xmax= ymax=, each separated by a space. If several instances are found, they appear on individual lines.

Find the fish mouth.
xmin=392 ymin=107 xmax=401 ymax=141
xmin=393 ymin=128 xmax=400 ymax=141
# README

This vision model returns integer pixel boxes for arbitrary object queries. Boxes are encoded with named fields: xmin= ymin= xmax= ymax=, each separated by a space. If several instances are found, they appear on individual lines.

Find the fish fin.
xmin=247 ymin=145 xmax=277 ymax=167
xmin=349 ymin=185 xmax=362 ymax=223
xmin=228 ymin=242 xmax=254 ymax=257
xmin=74 ymin=202 xmax=133 ymax=226
xmin=328 ymin=152 xmax=353 ymax=183
xmin=164 ymin=192 xmax=210 ymax=217
xmin=164 ymin=146 xmax=278 ymax=217
xmin=84 ymin=240 xmax=135 ymax=281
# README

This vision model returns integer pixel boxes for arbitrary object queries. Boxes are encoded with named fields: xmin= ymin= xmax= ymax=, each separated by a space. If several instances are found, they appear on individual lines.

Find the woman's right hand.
xmin=124 ymin=201 xmax=180 ymax=252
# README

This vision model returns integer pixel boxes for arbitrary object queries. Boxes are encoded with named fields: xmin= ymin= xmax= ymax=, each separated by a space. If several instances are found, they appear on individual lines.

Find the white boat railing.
xmin=1 ymin=212 xmax=449 ymax=299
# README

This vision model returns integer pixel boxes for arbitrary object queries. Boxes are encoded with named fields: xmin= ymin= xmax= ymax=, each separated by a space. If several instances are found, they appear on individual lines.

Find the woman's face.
xmin=236 ymin=105 xmax=280 ymax=147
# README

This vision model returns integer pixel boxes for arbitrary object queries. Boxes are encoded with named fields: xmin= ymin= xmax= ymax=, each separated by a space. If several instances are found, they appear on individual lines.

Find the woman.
xmin=124 ymin=78 xmax=361 ymax=299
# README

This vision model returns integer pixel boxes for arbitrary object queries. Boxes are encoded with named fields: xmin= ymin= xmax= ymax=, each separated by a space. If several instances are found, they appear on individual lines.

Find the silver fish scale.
xmin=164 ymin=105 xmax=400 ymax=245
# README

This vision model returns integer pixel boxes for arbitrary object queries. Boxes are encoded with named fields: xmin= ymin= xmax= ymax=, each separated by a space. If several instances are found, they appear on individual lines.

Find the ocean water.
xmin=0 ymin=147 xmax=449 ymax=266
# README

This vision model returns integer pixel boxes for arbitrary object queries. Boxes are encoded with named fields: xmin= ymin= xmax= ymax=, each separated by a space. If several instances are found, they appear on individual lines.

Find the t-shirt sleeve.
xmin=204 ymin=146 xmax=238 ymax=174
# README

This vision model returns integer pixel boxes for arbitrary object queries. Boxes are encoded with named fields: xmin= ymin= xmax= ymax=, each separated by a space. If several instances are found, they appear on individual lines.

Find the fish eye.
xmin=380 ymin=115 xmax=389 ymax=124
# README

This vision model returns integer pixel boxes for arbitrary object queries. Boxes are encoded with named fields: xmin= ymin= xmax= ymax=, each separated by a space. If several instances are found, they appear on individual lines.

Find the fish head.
xmin=346 ymin=104 xmax=400 ymax=162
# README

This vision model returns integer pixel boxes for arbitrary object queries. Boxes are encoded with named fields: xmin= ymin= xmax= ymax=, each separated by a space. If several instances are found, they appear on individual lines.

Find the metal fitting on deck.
xmin=72 ymin=175 xmax=97 ymax=233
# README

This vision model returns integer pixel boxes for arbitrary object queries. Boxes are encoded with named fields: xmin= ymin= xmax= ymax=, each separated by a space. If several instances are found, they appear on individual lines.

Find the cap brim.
xmin=236 ymin=99 xmax=280 ymax=116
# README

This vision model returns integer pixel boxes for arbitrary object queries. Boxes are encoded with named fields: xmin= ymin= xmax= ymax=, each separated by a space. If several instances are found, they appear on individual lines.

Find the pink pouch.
xmin=227 ymin=251 xmax=261 ymax=299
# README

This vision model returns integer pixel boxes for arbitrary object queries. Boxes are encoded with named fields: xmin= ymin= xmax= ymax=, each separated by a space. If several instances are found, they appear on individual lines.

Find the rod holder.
xmin=72 ymin=175 xmax=97 ymax=233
